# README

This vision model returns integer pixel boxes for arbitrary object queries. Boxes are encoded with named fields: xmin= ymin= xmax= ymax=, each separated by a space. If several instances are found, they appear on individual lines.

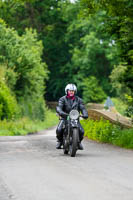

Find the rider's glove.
xmin=60 ymin=111 xmax=68 ymax=118
xmin=82 ymin=115 xmax=88 ymax=119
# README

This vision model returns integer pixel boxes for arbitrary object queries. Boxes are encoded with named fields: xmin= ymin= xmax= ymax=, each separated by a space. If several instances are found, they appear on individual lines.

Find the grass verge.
xmin=0 ymin=109 xmax=58 ymax=136
xmin=81 ymin=119 xmax=133 ymax=149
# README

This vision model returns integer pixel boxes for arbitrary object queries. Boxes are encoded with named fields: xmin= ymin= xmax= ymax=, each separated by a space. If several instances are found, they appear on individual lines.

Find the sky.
xmin=70 ymin=0 xmax=76 ymax=3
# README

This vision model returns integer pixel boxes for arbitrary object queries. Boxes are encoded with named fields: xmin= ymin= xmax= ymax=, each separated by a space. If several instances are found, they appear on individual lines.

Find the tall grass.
xmin=0 ymin=109 xmax=58 ymax=136
xmin=81 ymin=119 xmax=133 ymax=149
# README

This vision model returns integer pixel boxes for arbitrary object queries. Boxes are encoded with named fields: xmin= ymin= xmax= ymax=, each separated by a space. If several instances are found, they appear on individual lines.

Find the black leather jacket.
xmin=56 ymin=95 xmax=88 ymax=119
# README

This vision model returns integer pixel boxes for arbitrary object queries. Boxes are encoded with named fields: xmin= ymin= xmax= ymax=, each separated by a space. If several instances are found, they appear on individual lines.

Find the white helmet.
xmin=65 ymin=84 xmax=77 ymax=94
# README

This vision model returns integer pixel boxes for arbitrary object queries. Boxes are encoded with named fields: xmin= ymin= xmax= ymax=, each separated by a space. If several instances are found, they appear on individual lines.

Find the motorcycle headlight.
xmin=69 ymin=110 xmax=79 ymax=120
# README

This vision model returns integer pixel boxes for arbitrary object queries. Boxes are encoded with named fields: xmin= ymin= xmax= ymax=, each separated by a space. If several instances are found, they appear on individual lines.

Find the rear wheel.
xmin=64 ymin=149 xmax=68 ymax=154
xmin=70 ymin=128 xmax=79 ymax=157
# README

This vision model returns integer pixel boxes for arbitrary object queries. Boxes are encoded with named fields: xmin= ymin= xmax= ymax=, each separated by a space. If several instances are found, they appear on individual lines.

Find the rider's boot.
xmin=56 ymin=140 xmax=62 ymax=149
xmin=78 ymin=142 xmax=84 ymax=150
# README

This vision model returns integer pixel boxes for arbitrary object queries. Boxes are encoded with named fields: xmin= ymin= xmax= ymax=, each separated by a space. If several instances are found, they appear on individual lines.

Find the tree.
xmin=0 ymin=22 xmax=48 ymax=120
xmin=63 ymin=10 xmax=120 ymax=96
xmin=82 ymin=76 xmax=107 ymax=103
xmin=80 ymin=0 xmax=133 ymax=96
xmin=0 ymin=0 xmax=121 ymax=101
xmin=0 ymin=65 xmax=19 ymax=120
xmin=0 ymin=0 xmax=71 ymax=100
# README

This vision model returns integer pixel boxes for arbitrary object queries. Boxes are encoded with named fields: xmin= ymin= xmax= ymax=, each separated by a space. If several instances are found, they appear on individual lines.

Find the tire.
xmin=63 ymin=136 xmax=68 ymax=154
xmin=64 ymin=149 xmax=68 ymax=154
xmin=70 ymin=128 xmax=79 ymax=157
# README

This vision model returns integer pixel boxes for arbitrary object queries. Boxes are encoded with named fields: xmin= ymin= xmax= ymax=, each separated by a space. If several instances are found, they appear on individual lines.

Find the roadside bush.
xmin=0 ymin=67 xmax=19 ymax=120
xmin=81 ymin=119 xmax=133 ymax=149
xmin=0 ymin=23 xmax=48 ymax=120
xmin=0 ymin=109 xmax=58 ymax=136
xmin=81 ymin=119 xmax=114 ymax=142
xmin=19 ymin=97 xmax=46 ymax=121
xmin=111 ymin=128 xmax=133 ymax=148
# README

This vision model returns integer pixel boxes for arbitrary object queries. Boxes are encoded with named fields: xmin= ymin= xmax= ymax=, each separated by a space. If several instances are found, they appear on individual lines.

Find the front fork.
xmin=64 ymin=119 xmax=80 ymax=148
xmin=69 ymin=120 xmax=80 ymax=144
xmin=67 ymin=120 xmax=71 ymax=145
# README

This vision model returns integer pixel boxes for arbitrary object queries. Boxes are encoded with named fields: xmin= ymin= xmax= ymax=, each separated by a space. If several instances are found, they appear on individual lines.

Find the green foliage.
xmin=80 ymin=0 xmax=133 ymax=108
xmin=0 ymin=0 xmax=69 ymax=100
xmin=110 ymin=63 xmax=127 ymax=97
xmin=0 ymin=0 xmax=131 ymax=110
xmin=0 ymin=109 xmax=58 ymax=136
xmin=81 ymin=119 xmax=114 ymax=143
xmin=82 ymin=76 xmax=107 ymax=103
xmin=81 ymin=119 xmax=133 ymax=149
xmin=0 ymin=24 xmax=48 ymax=98
xmin=64 ymin=10 xmax=120 ymax=97
xmin=110 ymin=64 xmax=133 ymax=118
xmin=0 ymin=66 xmax=19 ymax=120
xmin=111 ymin=98 xmax=127 ymax=116
xmin=0 ymin=1 xmax=120 ymax=100
xmin=19 ymin=97 xmax=46 ymax=121
xmin=0 ymin=63 xmax=18 ymax=91
xmin=0 ymin=22 xmax=48 ymax=120
xmin=111 ymin=128 xmax=133 ymax=149
xmin=124 ymin=94 xmax=133 ymax=120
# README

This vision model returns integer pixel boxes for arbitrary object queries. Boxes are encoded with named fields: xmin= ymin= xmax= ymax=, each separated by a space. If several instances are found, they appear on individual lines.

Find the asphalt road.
xmin=0 ymin=127 xmax=133 ymax=200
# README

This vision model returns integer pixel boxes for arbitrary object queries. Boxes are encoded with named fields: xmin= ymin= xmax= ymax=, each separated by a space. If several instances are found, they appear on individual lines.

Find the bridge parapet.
xmin=46 ymin=102 xmax=132 ymax=128
xmin=88 ymin=109 xmax=133 ymax=128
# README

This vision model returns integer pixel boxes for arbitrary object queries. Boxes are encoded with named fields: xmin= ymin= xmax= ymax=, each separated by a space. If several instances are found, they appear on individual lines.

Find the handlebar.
xmin=57 ymin=113 xmax=85 ymax=119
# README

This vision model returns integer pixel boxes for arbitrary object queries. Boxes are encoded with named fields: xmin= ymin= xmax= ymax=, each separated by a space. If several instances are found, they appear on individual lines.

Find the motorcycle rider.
xmin=56 ymin=84 xmax=88 ymax=150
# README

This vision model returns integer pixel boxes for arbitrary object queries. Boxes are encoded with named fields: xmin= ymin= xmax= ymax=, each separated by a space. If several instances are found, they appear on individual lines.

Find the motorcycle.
xmin=63 ymin=109 xmax=81 ymax=157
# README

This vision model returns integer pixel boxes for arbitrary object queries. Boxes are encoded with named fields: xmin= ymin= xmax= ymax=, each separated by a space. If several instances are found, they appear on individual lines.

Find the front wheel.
xmin=69 ymin=128 xmax=79 ymax=157
xmin=63 ymin=135 xmax=69 ymax=154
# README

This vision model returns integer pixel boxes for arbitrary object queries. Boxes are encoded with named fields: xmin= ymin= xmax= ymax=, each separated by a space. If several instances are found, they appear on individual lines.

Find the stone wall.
xmin=88 ymin=109 xmax=132 ymax=128
xmin=46 ymin=101 xmax=57 ymax=109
